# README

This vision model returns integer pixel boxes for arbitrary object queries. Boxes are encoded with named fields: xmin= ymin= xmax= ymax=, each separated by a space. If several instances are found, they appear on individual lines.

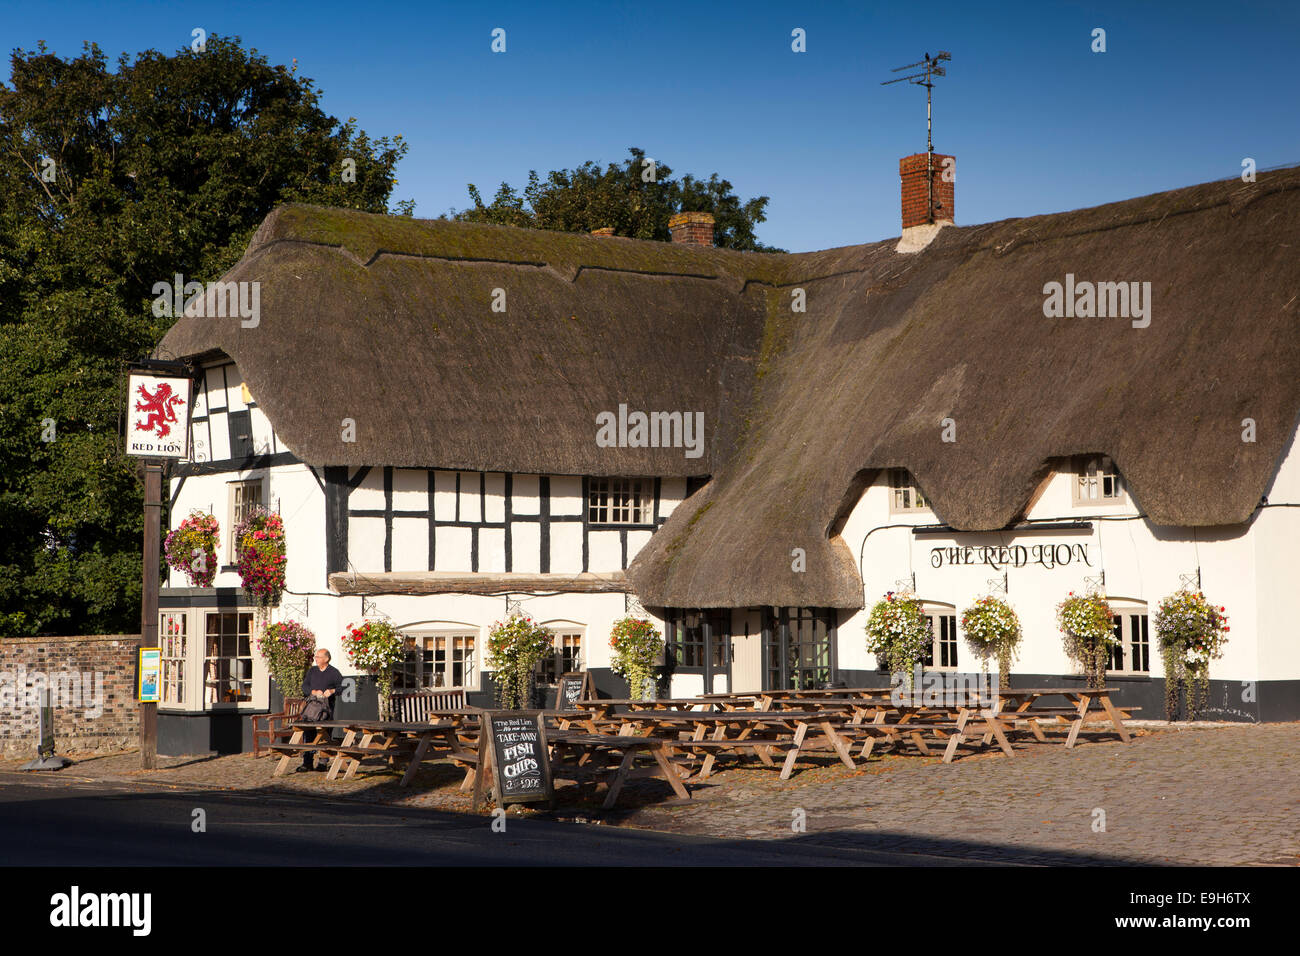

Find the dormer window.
xmin=888 ymin=469 xmax=929 ymax=513
xmin=1072 ymin=455 xmax=1124 ymax=505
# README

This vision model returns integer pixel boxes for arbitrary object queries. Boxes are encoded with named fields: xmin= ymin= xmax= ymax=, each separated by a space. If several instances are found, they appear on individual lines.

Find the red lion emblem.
xmin=134 ymin=382 xmax=186 ymax=439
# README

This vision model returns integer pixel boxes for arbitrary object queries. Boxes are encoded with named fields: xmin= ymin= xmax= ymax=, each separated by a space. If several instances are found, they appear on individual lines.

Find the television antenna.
xmin=882 ymin=51 xmax=952 ymax=224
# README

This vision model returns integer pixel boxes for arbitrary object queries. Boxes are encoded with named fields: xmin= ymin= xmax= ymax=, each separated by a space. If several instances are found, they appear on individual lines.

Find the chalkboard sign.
xmin=553 ymin=672 xmax=591 ymax=711
xmin=483 ymin=711 xmax=553 ymax=806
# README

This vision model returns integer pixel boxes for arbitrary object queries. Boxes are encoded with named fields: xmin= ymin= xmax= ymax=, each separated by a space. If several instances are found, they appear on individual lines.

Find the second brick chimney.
xmin=668 ymin=211 xmax=714 ymax=247
xmin=899 ymin=152 xmax=955 ymax=229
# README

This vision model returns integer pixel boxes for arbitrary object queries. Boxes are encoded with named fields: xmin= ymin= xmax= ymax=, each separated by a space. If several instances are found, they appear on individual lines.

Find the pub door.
xmin=762 ymin=607 xmax=837 ymax=691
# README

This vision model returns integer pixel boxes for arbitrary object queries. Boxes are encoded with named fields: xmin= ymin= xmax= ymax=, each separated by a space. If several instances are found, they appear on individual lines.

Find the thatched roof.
xmin=160 ymin=168 xmax=1300 ymax=609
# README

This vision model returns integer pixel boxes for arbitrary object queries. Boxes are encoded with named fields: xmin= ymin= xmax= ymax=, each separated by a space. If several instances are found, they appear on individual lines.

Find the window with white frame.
xmin=1106 ymin=606 xmax=1150 ymax=675
xmin=588 ymin=477 xmax=653 ymax=525
xmin=395 ymin=632 xmax=478 ymax=690
xmin=203 ymin=611 xmax=253 ymax=704
xmin=537 ymin=629 xmax=583 ymax=685
xmin=889 ymin=469 xmax=929 ymax=513
xmin=921 ymin=608 xmax=958 ymax=670
xmin=1072 ymin=455 xmax=1124 ymax=505
xmin=227 ymin=478 xmax=264 ymax=563
xmin=159 ymin=611 xmax=188 ymax=706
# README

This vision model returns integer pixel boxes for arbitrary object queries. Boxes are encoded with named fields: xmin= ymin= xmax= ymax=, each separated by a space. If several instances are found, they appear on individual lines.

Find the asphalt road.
xmin=0 ymin=774 xmax=980 ymax=867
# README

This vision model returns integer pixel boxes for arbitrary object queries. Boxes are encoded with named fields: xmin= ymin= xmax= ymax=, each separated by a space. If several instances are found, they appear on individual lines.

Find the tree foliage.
xmin=453 ymin=147 xmax=784 ymax=252
xmin=0 ymin=36 xmax=407 ymax=635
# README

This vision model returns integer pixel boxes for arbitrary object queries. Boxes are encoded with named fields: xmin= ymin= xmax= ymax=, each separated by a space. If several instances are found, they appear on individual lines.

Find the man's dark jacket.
xmin=302 ymin=664 xmax=344 ymax=716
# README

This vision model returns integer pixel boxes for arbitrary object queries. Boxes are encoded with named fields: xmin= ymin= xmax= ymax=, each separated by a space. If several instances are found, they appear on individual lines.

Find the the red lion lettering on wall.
xmin=134 ymin=382 xmax=186 ymax=439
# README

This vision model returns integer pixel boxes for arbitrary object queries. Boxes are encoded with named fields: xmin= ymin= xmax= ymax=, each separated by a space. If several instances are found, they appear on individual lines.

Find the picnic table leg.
xmin=942 ymin=709 xmax=971 ymax=764
xmin=649 ymin=744 xmax=691 ymax=800
xmin=1066 ymin=694 xmax=1091 ymax=748
xmin=601 ymin=749 xmax=640 ymax=810
xmin=1098 ymin=692 xmax=1132 ymax=743
xmin=779 ymin=722 xmax=810 ymax=780
xmin=273 ymin=728 xmax=305 ymax=776
xmin=698 ymin=725 xmax=726 ymax=779
xmin=401 ymin=733 xmax=434 ymax=787
xmin=983 ymin=714 xmax=1016 ymax=757
xmin=341 ymin=730 xmax=375 ymax=781
xmin=326 ymin=729 xmax=356 ymax=780
xmin=820 ymin=720 xmax=857 ymax=770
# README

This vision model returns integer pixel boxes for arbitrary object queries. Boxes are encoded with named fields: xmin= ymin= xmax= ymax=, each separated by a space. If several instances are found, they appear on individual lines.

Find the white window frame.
xmin=1072 ymin=455 xmax=1125 ymax=506
xmin=1106 ymin=603 xmax=1151 ymax=676
xmin=588 ymin=477 xmax=653 ymax=525
xmin=202 ymin=610 xmax=257 ymax=707
xmin=227 ymin=477 xmax=265 ymax=564
xmin=398 ymin=630 xmax=480 ymax=691
xmin=159 ymin=610 xmax=190 ymax=707
xmin=921 ymin=604 xmax=958 ymax=671
xmin=888 ymin=469 xmax=930 ymax=514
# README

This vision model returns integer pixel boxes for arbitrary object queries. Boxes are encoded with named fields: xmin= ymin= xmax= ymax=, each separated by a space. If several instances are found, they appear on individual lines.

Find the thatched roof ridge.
xmin=627 ymin=168 xmax=1300 ymax=608
xmin=158 ymin=169 xmax=1300 ymax=609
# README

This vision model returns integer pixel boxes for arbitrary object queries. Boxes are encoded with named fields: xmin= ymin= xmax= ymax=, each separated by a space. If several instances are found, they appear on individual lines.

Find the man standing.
xmin=298 ymin=648 xmax=343 ymax=772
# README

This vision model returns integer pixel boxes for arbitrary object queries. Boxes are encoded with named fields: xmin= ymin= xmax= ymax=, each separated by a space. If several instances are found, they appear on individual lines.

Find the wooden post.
xmin=139 ymin=460 xmax=163 ymax=770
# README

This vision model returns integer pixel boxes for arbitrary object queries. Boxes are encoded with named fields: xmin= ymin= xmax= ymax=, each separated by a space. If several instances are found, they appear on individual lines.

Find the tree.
xmin=0 ymin=37 xmax=408 ymax=635
xmin=452 ymin=147 xmax=785 ymax=252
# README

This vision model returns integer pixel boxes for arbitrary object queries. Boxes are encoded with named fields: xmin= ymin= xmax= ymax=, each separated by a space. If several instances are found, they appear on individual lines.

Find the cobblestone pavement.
xmin=2 ymin=724 xmax=1296 ymax=866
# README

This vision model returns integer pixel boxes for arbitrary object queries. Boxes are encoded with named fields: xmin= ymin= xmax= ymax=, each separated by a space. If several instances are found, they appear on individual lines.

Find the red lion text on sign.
xmin=134 ymin=382 xmax=186 ymax=439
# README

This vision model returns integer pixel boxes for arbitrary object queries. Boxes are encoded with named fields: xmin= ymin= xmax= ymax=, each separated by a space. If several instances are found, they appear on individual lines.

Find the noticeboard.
xmin=483 ymin=711 xmax=553 ymax=805
xmin=137 ymin=647 xmax=161 ymax=703
xmin=553 ymin=671 xmax=592 ymax=711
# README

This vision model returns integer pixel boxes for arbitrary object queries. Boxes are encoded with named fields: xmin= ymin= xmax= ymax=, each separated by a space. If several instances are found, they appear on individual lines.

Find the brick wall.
xmin=0 ymin=635 xmax=139 ymax=758
xmin=899 ymin=152 xmax=955 ymax=229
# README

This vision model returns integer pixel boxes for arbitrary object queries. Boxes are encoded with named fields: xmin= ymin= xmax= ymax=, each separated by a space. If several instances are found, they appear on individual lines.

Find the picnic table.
xmin=606 ymin=709 xmax=923 ymax=779
xmin=544 ymin=732 xmax=691 ymax=810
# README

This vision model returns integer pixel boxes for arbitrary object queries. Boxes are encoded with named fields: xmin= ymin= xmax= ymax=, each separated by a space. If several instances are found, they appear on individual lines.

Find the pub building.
xmin=150 ymin=159 xmax=1300 ymax=752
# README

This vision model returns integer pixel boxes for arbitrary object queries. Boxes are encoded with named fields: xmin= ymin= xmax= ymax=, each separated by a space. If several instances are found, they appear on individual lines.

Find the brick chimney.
xmin=668 ymin=211 xmax=714 ymax=246
xmin=899 ymin=152 xmax=954 ymax=230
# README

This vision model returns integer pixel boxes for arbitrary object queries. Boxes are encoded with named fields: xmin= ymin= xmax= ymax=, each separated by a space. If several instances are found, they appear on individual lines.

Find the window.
xmin=204 ymin=612 xmax=253 ymax=704
xmin=395 ymin=632 xmax=478 ymax=690
xmin=588 ymin=477 xmax=653 ymax=525
xmin=922 ymin=611 xmax=959 ymax=670
xmin=536 ymin=630 xmax=583 ymax=685
xmin=889 ymin=469 xmax=929 ymax=513
xmin=1107 ymin=610 xmax=1150 ymax=675
xmin=668 ymin=610 xmax=729 ymax=672
xmin=766 ymin=607 xmax=834 ymax=691
xmin=159 ymin=611 xmax=188 ymax=706
xmin=228 ymin=478 xmax=264 ymax=563
xmin=1072 ymin=455 xmax=1124 ymax=505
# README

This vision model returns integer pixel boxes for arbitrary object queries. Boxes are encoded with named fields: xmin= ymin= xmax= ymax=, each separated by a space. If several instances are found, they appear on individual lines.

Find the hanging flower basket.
xmin=865 ymin=591 xmax=931 ymax=690
xmin=344 ymin=620 xmax=406 ymax=717
xmin=163 ymin=511 xmax=219 ymax=587
xmin=1154 ymin=590 xmax=1229 ymax=721
xmin=1056 ymin=591 xmax=1116 ymax=689
xmin=257 ymin=620 xmax=316 ymax=701
xmin=609 ymin=617 xmax=663 ymax=700
xmin=485 ymin=614 xmax=554 ymax=710
xmin=233 ymin=505 xmax=286 ymax=606
xmin=961 ymin=595 xmax=1022 ymax=686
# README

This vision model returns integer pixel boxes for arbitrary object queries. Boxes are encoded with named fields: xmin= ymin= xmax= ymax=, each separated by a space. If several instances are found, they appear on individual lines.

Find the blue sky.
xmin=6 ymin=0 xmax=1299 ymax=250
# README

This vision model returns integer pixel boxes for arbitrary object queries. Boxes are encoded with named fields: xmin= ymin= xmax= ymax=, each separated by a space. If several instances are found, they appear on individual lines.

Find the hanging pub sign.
xmin=553 ymin=672 xmax=592 ymax=711
xmin=125 ymin=372 xmax=193 ymax=459
xmin=481 ymin=711 xmax=553 ymax=806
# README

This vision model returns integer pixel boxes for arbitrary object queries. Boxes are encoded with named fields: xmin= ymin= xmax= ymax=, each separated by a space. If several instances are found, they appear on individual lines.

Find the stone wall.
xmin=0 ymin=635 xmax=139 ymax=758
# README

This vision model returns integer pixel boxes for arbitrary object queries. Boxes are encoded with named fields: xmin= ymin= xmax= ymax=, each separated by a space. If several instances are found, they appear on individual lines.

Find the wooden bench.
xmin=251 ymin=698 xmax=306 ymax=757
xmin=389 ymin=687 xmax=467 ymax=722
